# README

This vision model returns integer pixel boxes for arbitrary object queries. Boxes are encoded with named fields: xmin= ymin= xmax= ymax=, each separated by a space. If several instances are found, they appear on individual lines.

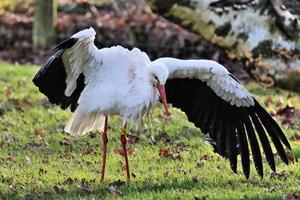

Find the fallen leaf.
xmin=265 ymin=185 xmax=277 ymax=192
xmin=21 ymin=97 xmax=32 ymax=106
xmin=159 ymin=146 xmax=172 ymax=158
xmin=275 ymin=105 xmax=296 ymax=125
xmin=270 ymin=171 xmax=288 ymax=180
xmin=4 ymin=86 xmax=13 ymax=96
xmin=275 ymin=99 xmax=284 ymax=108
xmin=108 ymin=179 xmax=125 ymax=187
xmin=7 ymin=98 xmax=23 ymax=112
xmin=39 ymin=168 xmax=47 ymax=176
xmin=64 ymin=145 xmax=72 ymax=156
xmin=192 ymin=175 xmax=201 ymax=183
xmin=59 ymin=138 xmax=71 ymax=146
xmin=112 ymin=148 xmax=135 ymax=157
xmin=178 ymin=168 xmax=188 ymax=175
xmin=159 ymin=145 xmax=186 ymax=160
xmin=131 ymin=172 xmax=136 ymax=178
xmin=196 ymin=161 xmax=204 ymax=168
xmin=63 ymin=177 xmax=74 ymax=185
xmin=9 ymin=184 xmax=17 ymax=192
xmin=283 ymin=193 xmax=299 ymax=200
xmin=287 ymin=92 xmax=295 ymax=99
xmin=108 ymin=185 xmax=123 ymax=197
xmin=3 ymin=131 xmax=17 ymax=143
xmin=286 ymin=151 xmax=296 ymax=163
xmin=264 ymin=96 xmax=273 ymax=107
xmin=156 ymin=132 xmax=172 ymax=145
xmin=5 ymin=155 xmax=15 ymax=161
xmin=291 ymin=133 xmax=300 ymax=141
xmin=148 ymin=135 xmax=158 ymax=145
xmin=200 ymin=154 xmax=213 ymax=161
xmin=27 ymin=140 xmax=42 ymax=148
xmin=33 ymin=129 xmax=45 ymax=137
xmin=39 ymin=99 xmax=53 ymax=109
xmin=83 ymin=144 xmax=93 ymax=155
xmin=127 ymin=134 xmax=140 ymax=144
xmin=80 ymin=178 xmax=91 ymax=194
xmin=53 ymin=185 xmax=65 ymax=195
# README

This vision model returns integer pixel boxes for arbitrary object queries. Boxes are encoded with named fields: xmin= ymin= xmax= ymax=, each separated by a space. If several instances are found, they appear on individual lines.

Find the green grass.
xmin=0 ymin=62 xmax=299 ymax=199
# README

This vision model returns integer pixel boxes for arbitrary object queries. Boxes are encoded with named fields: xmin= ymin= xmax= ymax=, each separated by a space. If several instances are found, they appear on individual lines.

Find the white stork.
xmin=33 ymin=27 xmax=291 ymax=183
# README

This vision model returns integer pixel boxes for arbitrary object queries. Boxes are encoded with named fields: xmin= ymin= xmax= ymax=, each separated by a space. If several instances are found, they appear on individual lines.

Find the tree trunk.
xmin=150 ymin=0 xmax=300 ymax=89
xmin=33 ymin=0 xmax=57 ymax=50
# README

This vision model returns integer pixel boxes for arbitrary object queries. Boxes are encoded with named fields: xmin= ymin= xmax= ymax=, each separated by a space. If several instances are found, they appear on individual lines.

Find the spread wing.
xmin=32 ymin=27 xmax=101 ymax=112
xmin=155 ymin=57 xmax=291 ymax=178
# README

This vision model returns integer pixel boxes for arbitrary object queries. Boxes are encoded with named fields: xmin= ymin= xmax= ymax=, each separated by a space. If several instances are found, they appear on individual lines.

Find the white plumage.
xmin=59 ymin=28 xmax=254 ymax=135
xmin=33 ymin=27 xmax=291 ymax=181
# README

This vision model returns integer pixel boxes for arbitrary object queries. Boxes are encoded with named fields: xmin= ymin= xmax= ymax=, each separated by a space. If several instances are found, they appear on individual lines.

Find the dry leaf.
xmin=270 ymin=171 xmax=288 ymax=180
xmin=9 ymin=184 xmax=17 ymax=192
xmin=33 ymin=129 xmax=45 ymax=137
xmin=59 ymin=138 xmax=71 ymax=146
xmin=109 ymin=179 xmax=125 ymax=187
xmin=192 ymin=175 xmax=201 ymax=183
xmin=80 ymin=178 xmax=91 ymax=194
xmin=159 ymin=146 xmax=172 ymax=158
xmin=112 ymin=148 xmax=135 ymax=157
xmin=275 ymin=105 xmax=296 ymax=125
xmin=291 ymin=133 xmax=300 ymax=141
xmin=53 ymin=185 xmax=65 ymax=195
xmin=283 ymin=193 xmax=299 ymax=200
xmin=109 ymin=185 xmax=123 ymax=197
xmin=63 ymin=177 xmax=74 ymax=185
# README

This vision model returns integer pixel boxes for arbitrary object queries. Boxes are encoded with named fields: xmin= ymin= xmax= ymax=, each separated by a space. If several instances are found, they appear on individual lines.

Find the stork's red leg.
xmin=120 ymin=128 xmax=131 ymax=181
xmin=100 ymin=117 xmax=108 ymax=184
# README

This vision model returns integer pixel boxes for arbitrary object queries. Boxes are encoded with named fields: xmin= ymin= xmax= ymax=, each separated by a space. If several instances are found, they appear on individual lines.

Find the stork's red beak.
xmin=157 ymin=84 xmax=171 ymax=116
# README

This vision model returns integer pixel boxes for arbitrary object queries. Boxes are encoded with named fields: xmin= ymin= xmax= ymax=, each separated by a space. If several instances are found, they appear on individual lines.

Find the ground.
xmin=0 ymin=63 xmax=299 ymax=199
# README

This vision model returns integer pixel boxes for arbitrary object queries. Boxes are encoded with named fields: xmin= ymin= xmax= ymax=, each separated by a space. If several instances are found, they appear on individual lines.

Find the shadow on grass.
xmin=2 ymin=178 xmax=282 ymax=199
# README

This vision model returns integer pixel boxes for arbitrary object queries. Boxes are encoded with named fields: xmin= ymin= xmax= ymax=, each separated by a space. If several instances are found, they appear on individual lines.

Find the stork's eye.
xmin=152 ymin=75 xmax=159 ymax=86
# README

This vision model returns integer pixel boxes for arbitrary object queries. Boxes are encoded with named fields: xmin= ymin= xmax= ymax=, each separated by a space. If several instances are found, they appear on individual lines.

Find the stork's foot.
xmin=160 ymin=111 xmax=172 ymax=120
xmin=100 ymin=117 xmax=108 ymax=184
xmin=120 ymin=128 xmax=131 ymax=182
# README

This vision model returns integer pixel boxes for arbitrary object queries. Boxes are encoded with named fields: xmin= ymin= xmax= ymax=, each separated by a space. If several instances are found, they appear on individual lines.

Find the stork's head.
xmin=149 ymin=63 xmax=171 ymax=116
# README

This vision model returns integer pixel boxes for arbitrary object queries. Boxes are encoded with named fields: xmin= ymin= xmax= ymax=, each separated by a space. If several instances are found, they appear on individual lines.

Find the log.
xmin=150 ymin=0 xmax=300 ymax=89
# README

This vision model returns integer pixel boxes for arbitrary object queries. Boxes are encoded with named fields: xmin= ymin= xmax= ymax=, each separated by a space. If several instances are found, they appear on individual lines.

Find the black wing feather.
xmin=250 ymin=112 xmax=276 ymax=171
xmin=226 ymin=111 xmax=238 ymax=173
xmin=254 ymin=101 xmax=291 ymax=149
xmin=243 ymin=112 xmax=263 ymax=177
xmin=165 ymin=78 xmax=291 ymax=178
xmin=257 ymin=112 xmax=289 ymax=164
xmin=32 ymin=37 xmax=85 ymax=112
xmin=237 ymin=118 xmax=250 ymax=179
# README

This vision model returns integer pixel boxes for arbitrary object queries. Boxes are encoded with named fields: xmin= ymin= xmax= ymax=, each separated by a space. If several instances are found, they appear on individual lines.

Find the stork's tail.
xmin=64 ymin=108 xmax=105 ymax=136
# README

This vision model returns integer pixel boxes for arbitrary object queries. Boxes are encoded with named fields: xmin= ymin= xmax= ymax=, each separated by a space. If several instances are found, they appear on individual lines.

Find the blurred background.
xmin=0 ymin=0 xmax=299 ymax=88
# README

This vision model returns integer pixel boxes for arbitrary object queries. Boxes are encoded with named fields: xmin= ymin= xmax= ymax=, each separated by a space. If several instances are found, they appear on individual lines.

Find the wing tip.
xmin=55 ymin=38 xmax=78 ymax=50
xmin=55 ymin=27 xmax=95 ymax=50
xmin=71 ymin=27 xmax=96 ymax=39
xmin=253 ymin=99 xmax=292 ymax=164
